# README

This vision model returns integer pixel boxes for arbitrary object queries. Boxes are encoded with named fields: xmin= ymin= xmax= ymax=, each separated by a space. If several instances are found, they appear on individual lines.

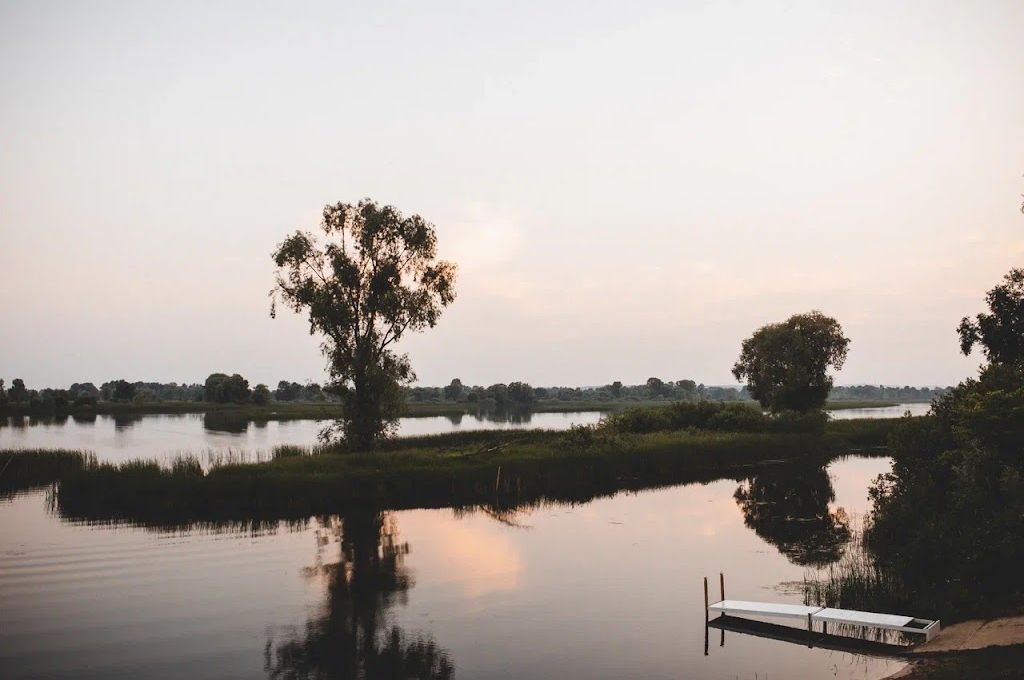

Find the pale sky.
xmin=1 ymin=0 xmax=1022 ymax=389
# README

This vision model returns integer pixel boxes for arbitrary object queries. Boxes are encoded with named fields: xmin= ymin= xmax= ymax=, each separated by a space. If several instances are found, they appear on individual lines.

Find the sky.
xmin=1 ymin=0 xmax=1022 ymax=390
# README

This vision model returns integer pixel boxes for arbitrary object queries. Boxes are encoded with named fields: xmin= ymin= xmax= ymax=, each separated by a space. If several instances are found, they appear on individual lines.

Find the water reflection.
xmin=0 ymin=458 xmax=905 ymax=680
xmin=203 ymin=412 xmax=251 ymax=434
xmin=112 ymin=413 xmax=144 ymax=429
xmin=0 ymin=412 xmax=604 ymax=465
xmin=734 ymin=464 xmax=851 ymax=566
xmin=267 ymin=512 xmax=453 ymax=679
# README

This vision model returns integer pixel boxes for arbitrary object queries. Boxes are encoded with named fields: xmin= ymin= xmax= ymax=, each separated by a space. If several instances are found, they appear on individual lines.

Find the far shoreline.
xmin=1 ymin=398 xmax=918 ymax=421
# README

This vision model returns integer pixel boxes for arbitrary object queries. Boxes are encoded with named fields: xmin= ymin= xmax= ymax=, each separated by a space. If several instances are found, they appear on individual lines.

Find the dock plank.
xmin=708 ymin=599 xmax=822 ymax=619
xmin=813 ymin=607 xmax=914 ymax=629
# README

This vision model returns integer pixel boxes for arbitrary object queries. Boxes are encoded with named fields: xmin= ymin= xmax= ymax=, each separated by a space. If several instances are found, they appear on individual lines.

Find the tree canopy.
xmin=731 ymin=311 xmax=850 ymax=413
xmin=272 ymin=199 xmax=456 ymax=450
xmin=957 ymin=268 xmax=1024 ymax=366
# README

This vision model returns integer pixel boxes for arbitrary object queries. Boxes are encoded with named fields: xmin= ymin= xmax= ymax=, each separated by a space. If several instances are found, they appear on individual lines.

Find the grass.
xmin=0 ymin=449 xmax=94 ymax=497
xmin=36 ymin=416 xmax=898 ymax=526
xmin=804 ymin=524 xmax=909 ymax=616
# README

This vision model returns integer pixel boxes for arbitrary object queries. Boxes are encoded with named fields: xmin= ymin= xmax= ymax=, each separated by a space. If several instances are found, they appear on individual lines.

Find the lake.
xmin=0 ymin=403 xmax=929 ymax=465
xmin=0 ymin=455 xmax=906 ymax=679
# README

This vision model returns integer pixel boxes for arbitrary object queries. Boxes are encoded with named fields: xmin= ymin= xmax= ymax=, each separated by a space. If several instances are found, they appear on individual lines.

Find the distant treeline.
xmin=408 ymin=379 xmax=949 ymax=407
xmin=0 ymin=374 xmax=949 ymax=416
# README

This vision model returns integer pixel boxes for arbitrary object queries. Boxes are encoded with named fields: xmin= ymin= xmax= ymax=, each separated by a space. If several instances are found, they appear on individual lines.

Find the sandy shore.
xmin=886 ymin=615 xmax=1024 ymax=678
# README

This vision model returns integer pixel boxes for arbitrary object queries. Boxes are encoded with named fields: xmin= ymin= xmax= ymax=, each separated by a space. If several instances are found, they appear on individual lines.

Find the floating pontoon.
xmin=703 ymin=574 xmax=941 ymax=643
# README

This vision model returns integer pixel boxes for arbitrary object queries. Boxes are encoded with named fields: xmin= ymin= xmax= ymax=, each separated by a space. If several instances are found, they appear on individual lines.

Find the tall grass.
xmin=803 ymin=523 xmax=908 ymax=616
xmin=0 ymin=449 xmax=94 ymax=496
xmin=51 ymin=423 xmax=878 ymax=526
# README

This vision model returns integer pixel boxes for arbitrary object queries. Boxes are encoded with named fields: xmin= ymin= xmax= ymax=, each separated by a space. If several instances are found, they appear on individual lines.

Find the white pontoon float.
xmin=704 ymin=574 xmax=941 ymax=643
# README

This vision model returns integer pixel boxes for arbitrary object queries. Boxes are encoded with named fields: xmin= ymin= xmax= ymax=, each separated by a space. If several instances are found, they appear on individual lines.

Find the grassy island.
xmin=2 ymin=403 xmax=902 ymax=526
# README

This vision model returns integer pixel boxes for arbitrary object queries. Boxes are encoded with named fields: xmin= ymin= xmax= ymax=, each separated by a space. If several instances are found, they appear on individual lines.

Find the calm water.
xmin=829 ymin=402 xmax=930 ymax=420
xmin=0 ymin=456 xmax=907 ymax=679
xmin=0 ymin=411 xmax=604 ymax=465
xmin=0 ymin=404 xmax=928 ymax=465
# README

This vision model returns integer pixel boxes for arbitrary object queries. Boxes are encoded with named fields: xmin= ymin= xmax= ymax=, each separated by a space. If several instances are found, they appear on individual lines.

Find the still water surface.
xmin=0 ymin=411 xmax=604 ymax=464
xmin=0 ymin=456 xmax=906 ymax=679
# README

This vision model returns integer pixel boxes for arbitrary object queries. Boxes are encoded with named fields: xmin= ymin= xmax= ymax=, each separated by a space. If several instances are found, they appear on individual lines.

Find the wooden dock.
xmin=703 ymin=575 xmax=941 ymax=643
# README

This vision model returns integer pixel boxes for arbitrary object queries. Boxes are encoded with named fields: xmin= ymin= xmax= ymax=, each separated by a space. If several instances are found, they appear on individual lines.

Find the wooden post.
xmin=807 ymin=612 xmax=813 ymax=648
xmin=703 ymin=577 xmax=709 ymax=609
xmin=719 ymin=572 xmax=725 ymax=602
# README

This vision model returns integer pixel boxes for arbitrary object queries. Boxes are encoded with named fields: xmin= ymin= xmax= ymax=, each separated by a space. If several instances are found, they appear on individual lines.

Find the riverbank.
xmin=1 ymin=398 xmax=908 ymax=420
xmin=892 ymin=642 xmax=1024 ymax=678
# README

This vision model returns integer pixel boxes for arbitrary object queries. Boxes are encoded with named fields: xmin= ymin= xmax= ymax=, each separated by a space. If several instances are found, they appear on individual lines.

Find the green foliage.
xmin=854 ymin=363 xmax=1024 ymax=619
xmin=271 ymin=199 xmax=457 ymax=450
xmin=732 ymin=311 xmax=850 ymax=413
xmin=442 ymin=378 xmax=465 ymax=402
xmin=252 ymin=383 xmax=272 ymax=405
xmin=506 ymin=381 xmax=535 ymax=406
xmin=8 ymin=378 xmax=28 ymax=403
xmin=958 ymin=268 xmax=1024 ymax=365
xmin=110 ymin=379 xmax=136 ymax=402
xmin=204 ymin=373 xmax=251 ymax=403
xmin=560 ymin=423 xmax=622 ymax=453
xmin=601 ymin=400 xmax=828 ymax=435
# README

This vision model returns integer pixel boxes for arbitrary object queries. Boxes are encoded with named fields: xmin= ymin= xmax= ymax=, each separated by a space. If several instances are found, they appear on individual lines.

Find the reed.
xmin=0 ymin=449 xmax=94 ymax=496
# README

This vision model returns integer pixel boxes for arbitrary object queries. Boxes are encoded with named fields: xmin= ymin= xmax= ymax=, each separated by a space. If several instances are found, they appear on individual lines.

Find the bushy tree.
xmin=839 ymin=268 xmax=1024 ymax=618
xmin=485 ymin=383 xmax=509 ymax=408
xmin=8 ymin=378 xmax=28 ymax=403
xmin=272 ymin=199 xmax=456 ymax=450
xmin=69 ymin=382 xmax=100 ymax=398
xmin=732 ymin=311 xmax=850 ymax=413
xmin=275 ymin=381 xmax=303 ymax=401
xmin=958 ymin=268 xmax=1024 ymax=366
xmin=645 ymin=377 xmax=666 ymax=398
xmin=442 ymin=379 xmax=465 ymax=402
xmin=676 ymin=379 xmax=697 ymax=399
xmin=111 ymin=379 xmax=135 ymax=402
xmin=204 ymin=373 xmax=251 ymax=403
xmin=302 ymin=382 xmax=325 ymax=401
xmin=253 ymin=383 xmax=272 ymax=405
xmin=507 ymin=381 xmax=534 ymax=406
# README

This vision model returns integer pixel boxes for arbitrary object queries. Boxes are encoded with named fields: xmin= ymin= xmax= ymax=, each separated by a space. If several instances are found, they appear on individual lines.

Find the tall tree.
xmin=957 ymin=268 xmax=1024 ymax=366
xmin=8 ymin=378 xmax=28 ymax=403
xmin=442 ymin=378 xmax=465 ymax=402
xmin=732 ymin=311 xmax=850 ymax=413
xmin=272 ymin=199 xmax=457 ymax=450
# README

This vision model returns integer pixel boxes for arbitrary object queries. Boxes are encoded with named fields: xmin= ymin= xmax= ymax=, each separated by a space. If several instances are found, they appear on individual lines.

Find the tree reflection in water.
xmin=734 ymin=464 xmax=851 ymax=567
xmin=266 ymin=511 xmax=453 ymax=680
